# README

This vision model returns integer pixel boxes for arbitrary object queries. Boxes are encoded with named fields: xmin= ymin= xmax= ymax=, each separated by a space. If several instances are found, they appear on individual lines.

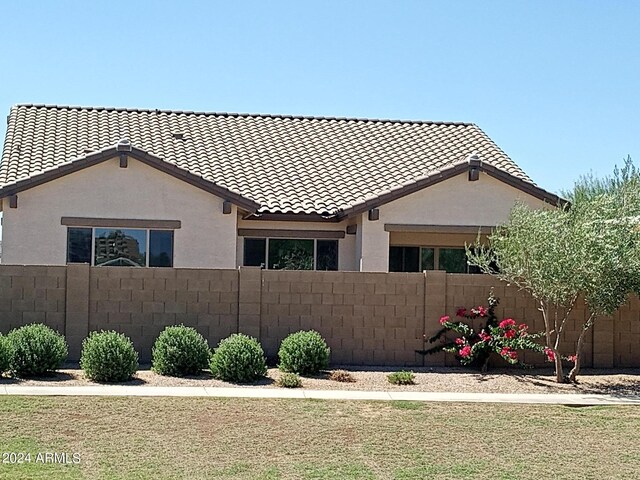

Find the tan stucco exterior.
xmin=1 ymin=157 xmax=238 ymax=267
xmin=354 ymin=171 xmax=551 ymax=271
xmin=1 ymin=164 xmax=552 ymax=271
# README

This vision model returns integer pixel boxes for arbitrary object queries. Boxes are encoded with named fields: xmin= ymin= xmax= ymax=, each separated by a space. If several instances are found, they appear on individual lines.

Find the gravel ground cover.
xmin=3 ymin=365 xmax=640 ymax=395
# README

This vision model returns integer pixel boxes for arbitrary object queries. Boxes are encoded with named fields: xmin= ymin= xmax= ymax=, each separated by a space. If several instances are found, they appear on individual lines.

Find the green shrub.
xmin=329 ymin=369 xmax=355 ymax=383
xmin=387 ymin=371 xmax=416 ymax=385
xmin=277 ymin=372 xmax=302 ymax=388
xmin=0 ymin=334 xmax=14 ymax=375
xmin=278 ymin=330 xmax=330 ymax=375
xmin=210 ymin=334 xmax=267 ymax=383
xmin=152 ymin=325 xmax=210 ymax=377
xmin=80 ymin=331 xmax=138 ymax=382
xmin=8 ymin=324 xmax=68 ymax=377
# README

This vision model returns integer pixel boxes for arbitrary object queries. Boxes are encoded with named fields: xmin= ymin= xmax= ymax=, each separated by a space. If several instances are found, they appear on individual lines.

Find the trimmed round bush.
xmin=8 ymin=323 xmax=68 ymax=377
xmin=0 ymin=334 xmax=14 ymax=375
xmin=277 ymin=372 xmax=302 ymax=388
xmin=387 ymin=371 xmax=416 ymax=385
xmin=210 ymin=334 xmax=267 ymax=383
xmin=80 ymin=331 xmax=138 ymax=382
xmin=152 ymin=325 xmax=210 ymax=377
xmin=278 ymin=330 xmax=330 ymax=375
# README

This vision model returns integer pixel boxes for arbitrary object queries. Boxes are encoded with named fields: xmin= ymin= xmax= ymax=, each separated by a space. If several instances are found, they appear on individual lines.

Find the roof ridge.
xmin=12 ymin=103 xmax=475 ymax=127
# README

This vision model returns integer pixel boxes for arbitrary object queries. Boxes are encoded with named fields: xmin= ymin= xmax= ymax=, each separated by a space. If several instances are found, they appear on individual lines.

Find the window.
xmin=389 ymin=246 xmax=419 ymax=272
xmin=243 ymin=238 xmax=267 ymax=267
xmin=389 ymin=246 xmax=478 ymax=273
xmin=438 ymin=248 xmax=467 ymax=274
xmin=67 ymin=227 xmax=174 ymax=267
xmin=67 ymin=228 xmax=92 ymax=263
xmin=243 ymin=238 xmax=338 ymax=271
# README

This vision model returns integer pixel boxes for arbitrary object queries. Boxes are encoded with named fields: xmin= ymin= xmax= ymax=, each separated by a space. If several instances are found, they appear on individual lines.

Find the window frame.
xmin=388 ymin=245 xmax=477 ymax=274
xmin=66 ymin=226 xmax=175 ymax=267
xmin=242 ymin=237 xmax=339 ymax=271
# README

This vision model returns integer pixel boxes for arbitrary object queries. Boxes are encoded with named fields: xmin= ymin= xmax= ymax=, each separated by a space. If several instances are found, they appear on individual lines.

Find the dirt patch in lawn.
xmin=3 ymin=365 xmax=640 ymax=395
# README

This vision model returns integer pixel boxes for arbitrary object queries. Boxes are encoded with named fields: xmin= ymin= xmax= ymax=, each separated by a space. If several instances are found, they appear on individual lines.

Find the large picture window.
xmin=389 ymin=246 xmax=479 ymax=274
xmin=243 ymin=238 xmax=338 ymax=271
xmin=67 ymin=227 xmax=174 ymax=267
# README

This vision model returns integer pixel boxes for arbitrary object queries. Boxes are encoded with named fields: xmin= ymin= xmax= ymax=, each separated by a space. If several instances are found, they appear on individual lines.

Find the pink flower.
xmin=455 ymin=337 xmax=465 ymax=346
xmin=544 ymin=347 xmax=556 ymax=362
xmin=476 ymin=306 xmax=488 ymax=317
xmin=499 ymin=318 xmax=516 ymax=329
xmin=518 ymin=324 xmax=528 ymax=331
xmin=456 ymin=308 xmax=467 ymax=318
xmin=568 ymin=355 xmax=577 ymax=363
xmin=504 ymin=329 xmax=516 ymax=339
xmin=478 ymin=330 xmax=492 ymax=342
xmin=439 ymin=315 xmax=450 ymax=325
xmin=500 ymin=347 xmax=518 ymax=360
xmin=459 ymin=345 xmax=472 ymax=358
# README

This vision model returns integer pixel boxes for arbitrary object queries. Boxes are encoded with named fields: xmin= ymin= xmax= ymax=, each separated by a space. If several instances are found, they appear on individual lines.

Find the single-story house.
xmin=0 ymin=104 xmax=561 ymax=272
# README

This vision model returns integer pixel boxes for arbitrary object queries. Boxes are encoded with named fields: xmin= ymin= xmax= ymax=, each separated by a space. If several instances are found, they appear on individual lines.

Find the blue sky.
xmin=0 ymin=1 xmax=638 ymax=194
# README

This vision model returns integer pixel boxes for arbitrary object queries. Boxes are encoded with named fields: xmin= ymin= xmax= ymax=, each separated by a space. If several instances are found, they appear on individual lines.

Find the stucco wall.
xmin=2 ymin=164 xmax=553 ymax=271
xmin=359 ymin=172 xmax=553 ymax=271
xmin=1 ymin=157 xmax=238 ymax=268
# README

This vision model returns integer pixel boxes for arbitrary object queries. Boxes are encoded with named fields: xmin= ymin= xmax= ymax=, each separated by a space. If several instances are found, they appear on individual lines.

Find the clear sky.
xmin=0 ymin=0 xmax=638 ymax=195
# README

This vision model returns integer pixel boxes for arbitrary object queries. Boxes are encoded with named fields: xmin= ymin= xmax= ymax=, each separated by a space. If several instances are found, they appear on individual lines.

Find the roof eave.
xmin=0 ymin=145 xmax=260 ymax=213
xmin=336 ymin=161 xmax=566 ymax=220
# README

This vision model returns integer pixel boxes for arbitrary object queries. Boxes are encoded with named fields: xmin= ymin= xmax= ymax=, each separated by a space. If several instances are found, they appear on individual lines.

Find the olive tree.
xmin=565 ymin=164 xmax=640 ymax=381
xmin=467 ymin=202 xmax=581 ymax=382
xmin=469 ymin=157 xmax=640 ymax=383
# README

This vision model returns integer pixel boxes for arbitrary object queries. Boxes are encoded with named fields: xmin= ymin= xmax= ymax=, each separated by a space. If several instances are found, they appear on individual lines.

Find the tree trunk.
xmin=481 ymin=356 xmax=489 ymax=373
xmin=540 ymin=301 xmax=566 ymax=383
xmin=568 ymin=322 xmax=592 ymax=383
xmin=554 ymin=354 xmax=565 ymax=383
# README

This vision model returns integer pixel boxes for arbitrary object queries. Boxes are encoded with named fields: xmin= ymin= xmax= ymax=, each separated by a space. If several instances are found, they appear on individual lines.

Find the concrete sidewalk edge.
xmin=1 ymin=385 xmax=640 ymax=405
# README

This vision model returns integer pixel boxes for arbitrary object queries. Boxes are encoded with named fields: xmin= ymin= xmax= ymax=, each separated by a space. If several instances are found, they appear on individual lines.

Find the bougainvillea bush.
xmin=418 ymin=292 xmax=501 ymax=371
xmin=439 ymin=314 xmax=545 ymax=367
xmin=419 ymin=291 xmax=575 ymax=370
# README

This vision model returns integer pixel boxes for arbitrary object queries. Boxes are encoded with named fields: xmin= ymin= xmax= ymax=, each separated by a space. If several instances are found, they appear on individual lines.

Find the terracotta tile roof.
xmin=1 ymin=104 xmax=537 ymax=215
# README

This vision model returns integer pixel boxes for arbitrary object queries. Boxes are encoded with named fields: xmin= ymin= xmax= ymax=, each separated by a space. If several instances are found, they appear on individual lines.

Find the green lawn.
xmin=0 ymin=396 xmax=639 ymax=479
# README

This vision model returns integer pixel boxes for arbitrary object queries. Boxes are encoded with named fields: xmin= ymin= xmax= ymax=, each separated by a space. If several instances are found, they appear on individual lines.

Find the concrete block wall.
xmin=0 ymin=264 xmax=634 ymax=368
xmin=87 ymin=267 xmax=239 ymax=362
xmin=0 ymin=265 xmax=67 ymax=333
xmin=259 ymin=270 xmax=425 ymax=365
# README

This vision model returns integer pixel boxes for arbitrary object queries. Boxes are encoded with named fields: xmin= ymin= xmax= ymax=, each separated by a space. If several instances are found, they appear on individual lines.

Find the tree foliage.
xmin=469 ymin=157 xmax=640 ymax=382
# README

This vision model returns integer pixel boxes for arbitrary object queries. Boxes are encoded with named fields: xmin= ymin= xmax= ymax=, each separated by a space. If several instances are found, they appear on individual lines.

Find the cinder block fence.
xmin=0 ymin=264 xmax=637 ymax=367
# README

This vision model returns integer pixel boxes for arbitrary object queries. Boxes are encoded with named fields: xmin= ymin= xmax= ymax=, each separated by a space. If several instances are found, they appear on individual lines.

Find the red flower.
xmin=478 ymin=330 xmax=492 ymax=342
xmin=500 ymin=347 xmax=518 ymax=360
xmin=568 ymin=355 xmax=577 ymax=363
xmin=456 ymin=308 xmax=467 ymax=318
xmin=454 ymin=337 xmax=465 ymax=346
xmin=544 ymin=347 xmax=556 ymax=362
xmin=499 ymin=318 xmax=516 ymax=329
xmin=459 ymin=345 xmax=472 ymax=358
xmin=439 ymin=315 xmax=450 ymax=325
xmin=518 ymin=324 xmax=528 ymax=331
xmin=476 ymin=306 xmax=488 ymax=317
xmin=504 ymin=329 xmax=516 ymax=339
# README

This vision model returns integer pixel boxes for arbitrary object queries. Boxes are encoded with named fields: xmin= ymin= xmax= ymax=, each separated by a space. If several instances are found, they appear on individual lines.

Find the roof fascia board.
xmin=0 ymin=146 xmax=260 ymax=212
xmin=337 ymin=162 xmax=565 ymax=220
xmin=126 ymin=147 xmax=259 ymax=211
xmin=337 ymin=163 xmax=469 ymax=219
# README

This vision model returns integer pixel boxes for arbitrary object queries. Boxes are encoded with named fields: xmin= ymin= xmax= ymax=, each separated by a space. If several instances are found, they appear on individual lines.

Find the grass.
xmin=0 ymin=396 xmax=639 ymax=479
